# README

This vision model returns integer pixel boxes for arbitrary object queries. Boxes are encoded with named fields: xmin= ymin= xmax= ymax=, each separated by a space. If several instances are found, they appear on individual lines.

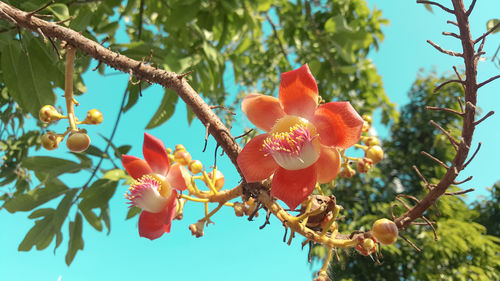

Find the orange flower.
xmin=237 ymin=64 xmax=363 ymax=209
xmin=122 ymin=133 xmax=190 ymax=240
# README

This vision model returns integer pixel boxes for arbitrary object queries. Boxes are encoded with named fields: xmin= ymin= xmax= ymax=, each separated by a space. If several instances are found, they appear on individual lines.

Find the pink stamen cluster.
xmin=262 ymin=124 xmax=313 ymax=156
xmin=125 ymin=175 xmax=160 ymax=206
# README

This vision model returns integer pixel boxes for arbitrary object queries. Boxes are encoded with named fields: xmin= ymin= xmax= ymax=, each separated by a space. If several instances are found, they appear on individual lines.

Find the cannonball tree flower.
xmin=237 ymin=64 xmax=364 ymax=210
xmin=122 ymin=133 xmax=190 ymax=240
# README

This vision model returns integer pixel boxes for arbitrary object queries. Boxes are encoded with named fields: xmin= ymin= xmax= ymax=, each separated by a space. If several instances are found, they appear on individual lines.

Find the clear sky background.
xmin=1 ymin=1 xmax=499 ymax=281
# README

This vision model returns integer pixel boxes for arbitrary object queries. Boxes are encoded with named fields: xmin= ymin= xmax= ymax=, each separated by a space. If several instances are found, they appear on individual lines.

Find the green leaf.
xmin=1 ymin=38 xmax=56 ymax=118
xmin=486 ymin=19 xmax=500 ymax=34
xmin=79 ymin=179 xmax=118 ymax=210
xmin=324 ymin=17 xmax=336 ymax=33
xmin=126 ymin=206 xmax=141 ymax=220
xmin=102 ymin=169 xmax=129 ymax=182
xmin=18 ymin=212 xmax=54 ymax=251
xmin=80 ymin=207 xmax=102 ymax=231
xmin=65 ymin=213 xmax=84 ymax=265
xmin=22 ymin=156 xmax=83 ymax=178
xmin=145 ymin=89 xmax=178 ymax=129
xmin=424 ymin=3 xmax=434 ymax=13
xmin=48 ymin=4 xmax=69 ymax=21
xmin=3 ymin=179 xmax=68 ymax=213
xmin=101 ymin=206 xmax=111 ymax=234
xmin=84 ymin=145 xmax=109 ymax=158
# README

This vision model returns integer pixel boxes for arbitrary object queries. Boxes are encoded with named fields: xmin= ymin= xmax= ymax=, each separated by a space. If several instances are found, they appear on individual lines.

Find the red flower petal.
xmin=237 ymin=134 xmax=278 ymax=183
xmin=138 ymin=209 xmax=169 ymax=240
xmin=122 ymin=155 xmax=153 ymax=179
xmin=163 ymin=190 xmax=178 ymax=233
xmin=271 ymin=165 xmax=317 ymax=210
xmin=242 ymin=94 xmax=286 ymax=132
xmin=137 ymin=191 xmax=178 ymax=239
xmin=279 ymin=64 xmax=318 ymax=119
xmin=315 ymin=146 xmax=341 ymax=184
xmin=166 ymin=164 xmax=190 ymax=191
xmin=312 ymin=102 xmax=364 ymax=148
xmin=143 ymin=133 xmax=170 ymax=176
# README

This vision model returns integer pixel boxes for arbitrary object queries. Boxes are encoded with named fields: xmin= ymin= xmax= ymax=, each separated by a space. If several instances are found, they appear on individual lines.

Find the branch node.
xmin=177 ymin=70 xmax=194 ymax=80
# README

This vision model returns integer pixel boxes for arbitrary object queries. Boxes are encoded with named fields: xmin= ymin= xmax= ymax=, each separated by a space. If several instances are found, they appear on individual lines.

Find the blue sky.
xmin=1 ymin=1 xmax=499 ymax=281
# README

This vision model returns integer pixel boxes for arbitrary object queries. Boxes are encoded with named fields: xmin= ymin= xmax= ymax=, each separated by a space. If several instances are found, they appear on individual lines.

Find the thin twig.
xmin=473 ymin=111 xmax=494 ymax=126
xmin=416 ymin=1 xmax=454 ymax=14
xmin=265 ymin=13 xmax=290 ymax=67
xmin=421 ymin=215 xmax=438 ymax=240
xmin=478 ymin=75 xmax=500 ymax=88
xmin=234 ymin=129 xmax=254 ymax=140
xmin=475 ymin=21 xmax=500 ymax=44
xmin=453 ymin=176 xmax=472 ymax=185
xmin=82 ymin=86 xmax=128 ymax=189
xmin=427 ymin=40 xmax=462 ymax=57
xmin=447 ymin=20 xmax=458 ymax=26
xmin=442 ymin=31 xmax=460 ymax=39
xmin=462 ymin=142 xmax=481 ymax=169
xmin=210 ymin=105 xmax=236 ymax=115
xmin=27 ymin=0 xmax=54 ymax=17
xmin=452 ymin=66 xmax=466 ymax=97
xmin=445 ymin=188 xmax=474 ymax=196
xmin=399 ymin=234 xmax=421 ymax=252
xmin=433 ymin=79 xmax=463 ymax=93
xmin=412 ymin=165 xmax=429 ymax=186
xmin=421 ymin=151 xmax=450 ymax=169
xmin=429 ymin=120 xmax=459 ymax=149
xmin=426 ymin=106 xmax=464 ymax=117
xmin=202 ymin=123 xmax=210 ymax=152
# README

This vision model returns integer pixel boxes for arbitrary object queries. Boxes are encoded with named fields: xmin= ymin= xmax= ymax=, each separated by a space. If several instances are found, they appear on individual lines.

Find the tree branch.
xmin=395 ymin=0 xmax=480 ymax=229
xmin=0 ymin=1 xmax=243 ymax=177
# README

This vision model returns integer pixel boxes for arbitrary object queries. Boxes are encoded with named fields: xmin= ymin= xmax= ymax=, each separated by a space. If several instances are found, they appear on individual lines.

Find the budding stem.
xmin=64 ymin=45 xmax=77 ymax=131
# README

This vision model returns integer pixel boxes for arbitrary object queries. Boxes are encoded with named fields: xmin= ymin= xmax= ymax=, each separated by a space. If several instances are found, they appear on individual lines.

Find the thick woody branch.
xmin=396 ymin=0 xmax=481 ymax=230
xmin=0 ymin=1 xmax=243 ymax=177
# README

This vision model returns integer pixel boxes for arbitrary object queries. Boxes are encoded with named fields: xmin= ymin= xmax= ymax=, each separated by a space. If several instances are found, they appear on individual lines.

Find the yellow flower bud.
xmin=366 ymin=145 xmax=384 ymax=164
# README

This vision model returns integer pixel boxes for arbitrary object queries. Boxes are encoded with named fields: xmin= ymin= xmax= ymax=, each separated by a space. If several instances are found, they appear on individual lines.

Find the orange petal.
xmin=122 ymin=155 xmax=153 ymax=179
xmin=312 ymin=102 xmax=364 ymax=148
xmin=237 ymin=134 xmax=278 ymax=182
xmin=166 ymin=163 xmax=190 ymax=191
xmin=143 ymin=133 xmax=170 ymax=176
xmin=279 ymin=64 xmax=318 ymax=119
xmin=315 ymin=146 xmax=341 ymax=184
xmin=242 ymin=93 xmax=286 ymax=132
xmin=271 ymin=165 xmax=317 ymax=210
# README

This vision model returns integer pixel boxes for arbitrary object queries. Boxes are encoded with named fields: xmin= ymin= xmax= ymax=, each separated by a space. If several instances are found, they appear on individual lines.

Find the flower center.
xmin=125 ymin=174 xmax=172 ymax=213
xmin=262 ymin=116 xmax=320 ymax=170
